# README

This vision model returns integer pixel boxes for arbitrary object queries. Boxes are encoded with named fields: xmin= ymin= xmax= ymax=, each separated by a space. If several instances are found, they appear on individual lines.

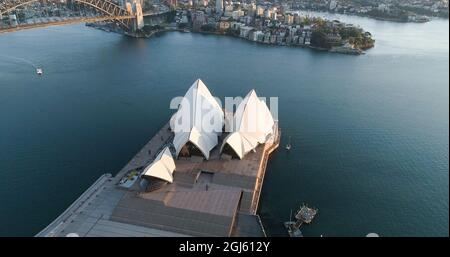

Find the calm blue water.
xmin=0 ymin=15 xmax=448 ymax=236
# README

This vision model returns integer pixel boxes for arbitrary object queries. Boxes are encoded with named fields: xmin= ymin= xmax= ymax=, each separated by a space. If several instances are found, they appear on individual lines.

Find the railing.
xmin=250 ymin=122 xmax=281 ymax=214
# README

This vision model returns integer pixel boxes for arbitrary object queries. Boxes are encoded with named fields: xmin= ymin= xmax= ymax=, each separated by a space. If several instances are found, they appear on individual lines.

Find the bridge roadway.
xmin=0 ymin=10 xmax=171 ymax=34
xmin=0 ymin=0 xmax=137 ymax=31
xmin=0 ymin=16 xmax=133 ymax=33
xmin=0 ymin=15 xmax=134 ymax=33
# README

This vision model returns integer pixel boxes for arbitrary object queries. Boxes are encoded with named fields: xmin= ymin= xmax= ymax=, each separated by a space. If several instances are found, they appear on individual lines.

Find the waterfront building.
xmin=231 ymin=21 xmax=244 ymax=30
xmin=221 ymin=90 xmax=275 ymax=159
xmin=264 ymin=9 xmax=272 ymax=19
xmin=293 ymin=13 xmax=300 ymax=24
xmin=246 ymin=3 xmax=256 ymax=16
xmin=242 ymin=16 xmax=253 ymax=25
xmin=330 ymin=0 xmax=338 ymax=10
xmin=289 ymin=26 xmax=297 ymax=35
xmin=219 ymin=20 xmax=231 ymax=30
xmin=9 ymin=14 xmax=18 ymax=27
xmin=270 ymin=34 xmax=277 ymax=44
xmin=170 ymin=79 xmax=224 ymax=160
xmin=281 ymin=2 xmax=290 ymax=12
xmin=192 ymin=11 xmax=207 ymax=31
xmin=205 ymin=7 xmax=213 ymax=15
xmin=180 ymin=15 xmax=189 ymax=24
xmin=285 ymin=13 xmax=294 ymax=25
xmin=216 ymin=0 xmax=224 ymax=13
xmin=305 ymin=37 xmax=311 ymax=45
xmin=298 ymin=36 xmax=305 ymax=45
xmin=207 ymin=17 xmax=217 ymax=27
xmin=239 ymin=26 xmax=254 ymax=38
xmin=232 ymin=9 xmax=245 ymax=20
xmin=277 ymin=34 xmax=284 ymax=44
xmin=270 ymin=11 xmax=277 ymax=21
xmin=264 ymin=32 xmax=271 ymax=43
xmin=377 ymin=3 xmax=390 ymax=12
xmin=256 ymin=6 xmax=264 ymax=17
xmin=286 ymin=35 xmax=293 ymax=44
xmin=248 ymin=30 xmax=263 ymax=42
xmin=167 ymin=0 xmax=178 ymax=7
xmin=248 ymin=30 xmax=256 ymax=41
xmin=254 ymin=30 xmax=264 ymax=42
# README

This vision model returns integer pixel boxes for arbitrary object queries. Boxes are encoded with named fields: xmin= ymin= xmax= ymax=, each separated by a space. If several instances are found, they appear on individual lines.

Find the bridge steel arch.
xmin=0 ymin=0 xmax=133 ymax=29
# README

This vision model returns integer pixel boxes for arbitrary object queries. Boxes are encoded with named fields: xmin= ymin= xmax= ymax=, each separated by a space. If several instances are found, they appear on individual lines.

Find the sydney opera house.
xmin=37 ymin=79 xmax=280 ymax=237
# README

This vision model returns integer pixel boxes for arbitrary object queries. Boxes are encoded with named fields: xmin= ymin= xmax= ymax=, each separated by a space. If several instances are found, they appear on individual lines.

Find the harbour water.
xmin=0 ymin=14 xmax=448 ymax=236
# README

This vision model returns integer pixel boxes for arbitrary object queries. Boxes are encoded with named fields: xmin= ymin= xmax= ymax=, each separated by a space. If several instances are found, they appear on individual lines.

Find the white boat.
xmin=36 ymin=68 xmax=43 ymax=75
xmin=285 ymin=136 xmax=292 ymax=150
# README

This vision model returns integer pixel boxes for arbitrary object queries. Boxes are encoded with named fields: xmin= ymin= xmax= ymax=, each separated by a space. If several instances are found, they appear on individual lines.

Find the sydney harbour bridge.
xmin=0 ymin=0 xmax=171 ymax=34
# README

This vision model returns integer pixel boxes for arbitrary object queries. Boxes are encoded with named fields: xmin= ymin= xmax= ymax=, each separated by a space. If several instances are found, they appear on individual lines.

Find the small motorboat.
xmin=36 ymin=68 xmax=43 ymax=75
xmin=286 ymin=143 xmax=291 ymax=151
xmin=286 ymin=136 xmax=292 ymax=151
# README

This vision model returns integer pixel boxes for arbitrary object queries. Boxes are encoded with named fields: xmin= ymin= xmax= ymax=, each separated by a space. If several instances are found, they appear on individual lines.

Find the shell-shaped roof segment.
xmin=142 ymin=147 xmax=176 ymax=183
xmin=170 ymin=79 xmax=224 ymax=159
xmin=221 ymin=90 xmax=275 ymax=159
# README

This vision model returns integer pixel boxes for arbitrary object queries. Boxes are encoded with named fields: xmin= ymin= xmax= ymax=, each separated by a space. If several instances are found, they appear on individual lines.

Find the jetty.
xmin=36 ymin=80 xmax=280 ymax=237
xmin=284 ymin=204 xmax=318 ymax=237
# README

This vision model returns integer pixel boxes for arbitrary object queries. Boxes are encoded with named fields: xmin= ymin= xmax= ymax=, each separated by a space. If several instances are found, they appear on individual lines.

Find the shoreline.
xmin=85 ymin=20 xmax=372 ymax=55
xmin=131 ymin=28 xmax=370 ymax=55
xmin=289 ymin=9 xmax=445 ymax=23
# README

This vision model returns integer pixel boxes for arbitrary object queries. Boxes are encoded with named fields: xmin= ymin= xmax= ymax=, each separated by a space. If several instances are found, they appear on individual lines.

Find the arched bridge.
xmin=0 ymin=0 xmax=139 ymax=33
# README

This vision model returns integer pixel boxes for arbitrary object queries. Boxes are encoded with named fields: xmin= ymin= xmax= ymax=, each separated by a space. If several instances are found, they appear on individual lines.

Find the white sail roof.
xmin=142 ymin=147 xmax=176 ymax=183
xmin=170 ymin=79 xmax=224 ymax=160
xmin=221 ymin=90 xmax=275 ymax=159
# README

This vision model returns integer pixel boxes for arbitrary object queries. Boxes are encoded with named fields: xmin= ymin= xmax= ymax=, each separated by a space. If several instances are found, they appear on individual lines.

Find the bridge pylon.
xmin=125 ymin=0 xmax=144 ymax=31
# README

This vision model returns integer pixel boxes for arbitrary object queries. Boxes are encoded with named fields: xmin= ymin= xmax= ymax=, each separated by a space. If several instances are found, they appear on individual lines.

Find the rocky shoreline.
xmin=86 ymin=23 xmax=372 ymax=56
xmin=142 ymin=28 xmax=371 ymax=55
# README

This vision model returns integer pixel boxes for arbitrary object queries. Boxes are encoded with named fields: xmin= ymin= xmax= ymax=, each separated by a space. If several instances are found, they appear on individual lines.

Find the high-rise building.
xmin=216 ymin=0 xmax=224 ymax=14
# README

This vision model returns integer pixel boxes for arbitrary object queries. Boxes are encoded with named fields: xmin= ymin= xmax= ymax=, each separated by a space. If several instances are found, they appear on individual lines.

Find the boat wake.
xmin=0 ymin=55 xmax=40 ymax=70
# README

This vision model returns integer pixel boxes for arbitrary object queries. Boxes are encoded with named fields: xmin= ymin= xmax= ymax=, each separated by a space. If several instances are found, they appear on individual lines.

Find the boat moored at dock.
xmin=284 ymin=204 xmax=318 ymax=237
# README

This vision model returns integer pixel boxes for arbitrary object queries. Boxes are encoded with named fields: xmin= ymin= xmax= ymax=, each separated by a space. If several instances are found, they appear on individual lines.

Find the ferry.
xmin=36 ymin=68 xmax=43 ymax=75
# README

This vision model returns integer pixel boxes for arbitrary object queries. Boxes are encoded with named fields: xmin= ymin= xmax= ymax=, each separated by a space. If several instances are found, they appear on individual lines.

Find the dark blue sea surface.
xmin=0 ymin=14 xmax=448 ymax=236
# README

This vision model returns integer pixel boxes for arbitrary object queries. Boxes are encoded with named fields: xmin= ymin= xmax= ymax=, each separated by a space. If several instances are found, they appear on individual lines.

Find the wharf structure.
xmin=36 ymin=79 xmax=280 ymax=237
